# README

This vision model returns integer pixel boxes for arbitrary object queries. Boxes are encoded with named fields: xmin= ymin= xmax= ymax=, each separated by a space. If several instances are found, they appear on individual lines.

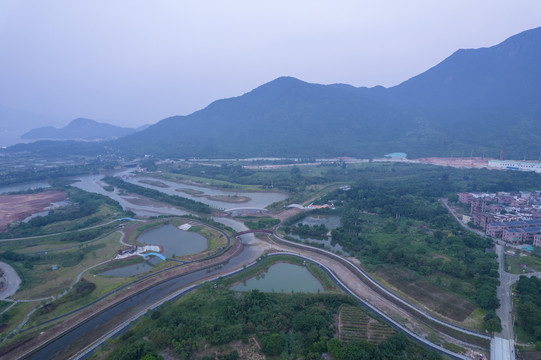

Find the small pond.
xmin=137 ymin=224 xmax=207 ymax=258
xmin=100 ymin=261 xmax=155 ymax=277
xmin=298 ymin=215 xmax=342 ymax=230
xmin=231 ymin=262 xmax=323 ymax=293
xmin=290 ymin=215 xmax=349 ymax=255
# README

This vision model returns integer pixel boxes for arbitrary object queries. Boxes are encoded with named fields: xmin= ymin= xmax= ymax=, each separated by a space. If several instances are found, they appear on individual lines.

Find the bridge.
xmin=141 ymin=252 xmax=166 ymax=261
xmin=232 ymin=229 xmax=273 ymax=237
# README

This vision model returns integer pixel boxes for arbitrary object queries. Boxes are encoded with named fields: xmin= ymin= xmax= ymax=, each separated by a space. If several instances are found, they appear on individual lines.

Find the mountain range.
xmin=6 ymin=26 xmax=541 ymax=160
xmin=21 ymin=118 xmax=147 ymax=141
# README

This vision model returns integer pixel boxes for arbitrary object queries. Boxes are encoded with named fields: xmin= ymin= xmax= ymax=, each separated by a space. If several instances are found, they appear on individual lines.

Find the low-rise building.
xmin=502 ymin=228 xmax=525 ymax=244
xmin=534 ymin=234 xmax=541 ymax=247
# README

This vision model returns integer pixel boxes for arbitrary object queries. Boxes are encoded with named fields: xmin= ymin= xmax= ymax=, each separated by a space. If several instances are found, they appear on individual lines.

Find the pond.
xmin=290 ymin=215 xmax=349 ymax=255
xmin=298 ymin=215 xmax=341 ymax=230
xmin=100 ymin=261 xmax=155 ymax=277
xmin=137 ymin=224 xmax=207 ymax=258
xmin=231 ymin=262 xmax=323 ymax=293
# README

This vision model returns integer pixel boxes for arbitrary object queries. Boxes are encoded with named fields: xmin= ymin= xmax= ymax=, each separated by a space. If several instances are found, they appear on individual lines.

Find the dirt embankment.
xmin=0 ymin=191 xmax=67 ymax=231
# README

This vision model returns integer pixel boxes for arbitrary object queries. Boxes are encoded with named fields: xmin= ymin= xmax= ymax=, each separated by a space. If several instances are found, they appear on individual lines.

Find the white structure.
xmin=488 ymin=160 xmax=541 ymax=173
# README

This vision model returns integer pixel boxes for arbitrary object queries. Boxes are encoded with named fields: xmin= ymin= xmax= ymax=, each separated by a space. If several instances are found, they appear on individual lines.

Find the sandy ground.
xmin=0 ymin=191 xmax=67 ymax=230
xmin=414 ymin=157 xmax=491 ymax=168
xmin=0 ymin=262 xmax=21 ymax=300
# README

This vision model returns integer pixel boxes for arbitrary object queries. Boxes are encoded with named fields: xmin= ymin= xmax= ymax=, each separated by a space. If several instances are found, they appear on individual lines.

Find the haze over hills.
xmin=0 ymin=105 xmax=57 ymax=147
xmin=21 ymin=118 xmax=145 ymax=142
xmin=112 ymin=26 xmax=541 ymax=160
xmin=5 ymin=26 xmax=541 ymax=160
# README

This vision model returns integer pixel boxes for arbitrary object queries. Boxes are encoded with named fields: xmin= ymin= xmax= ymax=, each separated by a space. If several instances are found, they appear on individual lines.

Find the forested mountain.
xmin=22 ymin=118 xmax=138 ymax=141
xmin=8 ymin=27 xmax=541 ymax=159
xmin=113 ymin=27 xmax=541 ymax=159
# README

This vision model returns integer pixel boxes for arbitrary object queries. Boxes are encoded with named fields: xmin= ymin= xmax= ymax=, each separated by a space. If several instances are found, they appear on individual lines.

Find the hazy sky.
xmin=1 ymin=0 xmax=541 ymax=130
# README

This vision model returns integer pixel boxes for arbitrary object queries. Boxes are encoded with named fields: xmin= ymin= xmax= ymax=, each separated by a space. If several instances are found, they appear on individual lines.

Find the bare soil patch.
xmin=374 ymin=265 xmax=476 ymax=322
xmin=522 ymin=350 xmax=541 ymax=360
xmin=0 ymin=191 xmax=67 ymax=231
xmin=195 ymin=338 xmax=264 ymax=360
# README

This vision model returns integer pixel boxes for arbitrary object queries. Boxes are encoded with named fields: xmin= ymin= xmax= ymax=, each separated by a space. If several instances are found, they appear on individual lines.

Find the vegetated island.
xmin=102 ymin=176 xmax=212 ymax=214
xmin=138 ymin=179 xmax=170 ymax=188
xmin=175 ymin=188 xmax=251 ymax=203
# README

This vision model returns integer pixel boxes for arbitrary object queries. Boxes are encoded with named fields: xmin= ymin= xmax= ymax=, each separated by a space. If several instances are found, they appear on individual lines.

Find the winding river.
xmin=21 ymin=170 xmax=284 ymax=359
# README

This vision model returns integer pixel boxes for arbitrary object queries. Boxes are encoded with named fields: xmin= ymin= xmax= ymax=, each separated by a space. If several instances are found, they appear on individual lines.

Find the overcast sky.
xmin=1 ymin=0 xmax=541 ymax=130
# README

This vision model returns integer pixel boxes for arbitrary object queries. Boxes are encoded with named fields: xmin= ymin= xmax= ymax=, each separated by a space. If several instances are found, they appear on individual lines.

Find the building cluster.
xmin=458 ymin=191 xmax=541 ymax=246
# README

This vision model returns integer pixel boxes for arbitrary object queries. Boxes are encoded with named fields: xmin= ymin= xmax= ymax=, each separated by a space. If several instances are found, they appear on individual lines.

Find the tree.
xmin=261 ymin=333 xmax=285 ymax=356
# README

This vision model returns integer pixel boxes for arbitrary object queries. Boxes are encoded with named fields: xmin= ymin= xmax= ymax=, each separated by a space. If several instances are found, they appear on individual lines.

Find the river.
xmin=127 ymin=175 xmax=288 ymax=210
xmin=21 ymin=171 xmax=276 ymax=359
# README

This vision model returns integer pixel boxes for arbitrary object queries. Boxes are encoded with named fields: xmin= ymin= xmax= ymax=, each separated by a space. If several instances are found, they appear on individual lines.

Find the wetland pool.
xmin=231 ymin=262 xmax=323 ymax=293
xmin=138 ymin=224 xmax=208 ymax=258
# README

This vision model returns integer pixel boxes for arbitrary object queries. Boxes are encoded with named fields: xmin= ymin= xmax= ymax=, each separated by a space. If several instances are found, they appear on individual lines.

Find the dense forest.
xmin=515 ymin=276 xmax=541 ymax=343
xmin=103 ymin=176 xmax=212 ymax=214
xmin=329 ymin=185 xmax=500 ymax=313
xmin=97 ymin=284 xmax=442 ymax=360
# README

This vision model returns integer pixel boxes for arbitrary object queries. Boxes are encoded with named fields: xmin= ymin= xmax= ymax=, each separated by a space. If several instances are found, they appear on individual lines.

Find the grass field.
xmin=373 ymin=264 xmax=477 ymax=322
xmin=505 ymin=253 xmax=541 ymax=274
xmin=339 ymin=305 xmax=395 ymax=344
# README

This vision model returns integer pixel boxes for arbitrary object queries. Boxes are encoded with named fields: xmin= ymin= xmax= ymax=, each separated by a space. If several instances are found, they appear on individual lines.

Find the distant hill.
xmin=21 ymin=118 xmax=138 ymax=141
xmin=112 ymin=27 xmax=541 ymax=160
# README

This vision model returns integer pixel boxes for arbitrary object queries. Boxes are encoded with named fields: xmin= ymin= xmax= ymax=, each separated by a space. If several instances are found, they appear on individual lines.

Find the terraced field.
xmin=339 ymin=305 xmax=395 ymax=344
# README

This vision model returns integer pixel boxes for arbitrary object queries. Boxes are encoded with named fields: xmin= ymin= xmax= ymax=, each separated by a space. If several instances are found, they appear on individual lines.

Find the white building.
xmin=488 ymin=160 xmax=541 ymax=173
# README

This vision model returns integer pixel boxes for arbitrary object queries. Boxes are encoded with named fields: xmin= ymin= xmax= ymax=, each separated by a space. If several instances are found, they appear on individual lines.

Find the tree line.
xmin=103 ymin=176 xmax=212 ymax=214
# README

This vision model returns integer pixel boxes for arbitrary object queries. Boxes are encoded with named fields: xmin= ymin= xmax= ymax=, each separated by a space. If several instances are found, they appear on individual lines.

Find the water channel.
xmin=71 ymin=173 xmax=190 ymax=217
xmin=26 ymin=235 xmax=262 ymax=360
xmin=13 ymin=170 xmax=290 ymax=359
xmin=231 ymin=262 xmax=323 ymax=293
xmin=99 ymin=261 xmax=155 ymax=277
xmin=127 ymin=175 xmax=288 ymax=210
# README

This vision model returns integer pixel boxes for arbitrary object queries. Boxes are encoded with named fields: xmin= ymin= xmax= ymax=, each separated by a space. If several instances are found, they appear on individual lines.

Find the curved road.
xmin=0 ymin=262 xmax=21 ymax=300
xmin=74 ymin=251 xmax=471 ymax=360
xmin=272 ymin=227 xmax=490 ymax=341
xmin=7 ymin=198 xmax=495 ymax=358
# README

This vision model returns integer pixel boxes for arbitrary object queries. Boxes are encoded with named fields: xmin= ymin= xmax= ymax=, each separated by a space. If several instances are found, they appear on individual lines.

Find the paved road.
xmin=496 ymin=244 xmax=517 ymax=340
xmin=0 ymin=262 xmax=21 ymax=300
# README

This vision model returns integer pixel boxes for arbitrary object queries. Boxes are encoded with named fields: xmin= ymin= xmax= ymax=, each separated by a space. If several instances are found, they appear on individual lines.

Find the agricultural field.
xmin=339 ymin=305 xmax=395 ymax=344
